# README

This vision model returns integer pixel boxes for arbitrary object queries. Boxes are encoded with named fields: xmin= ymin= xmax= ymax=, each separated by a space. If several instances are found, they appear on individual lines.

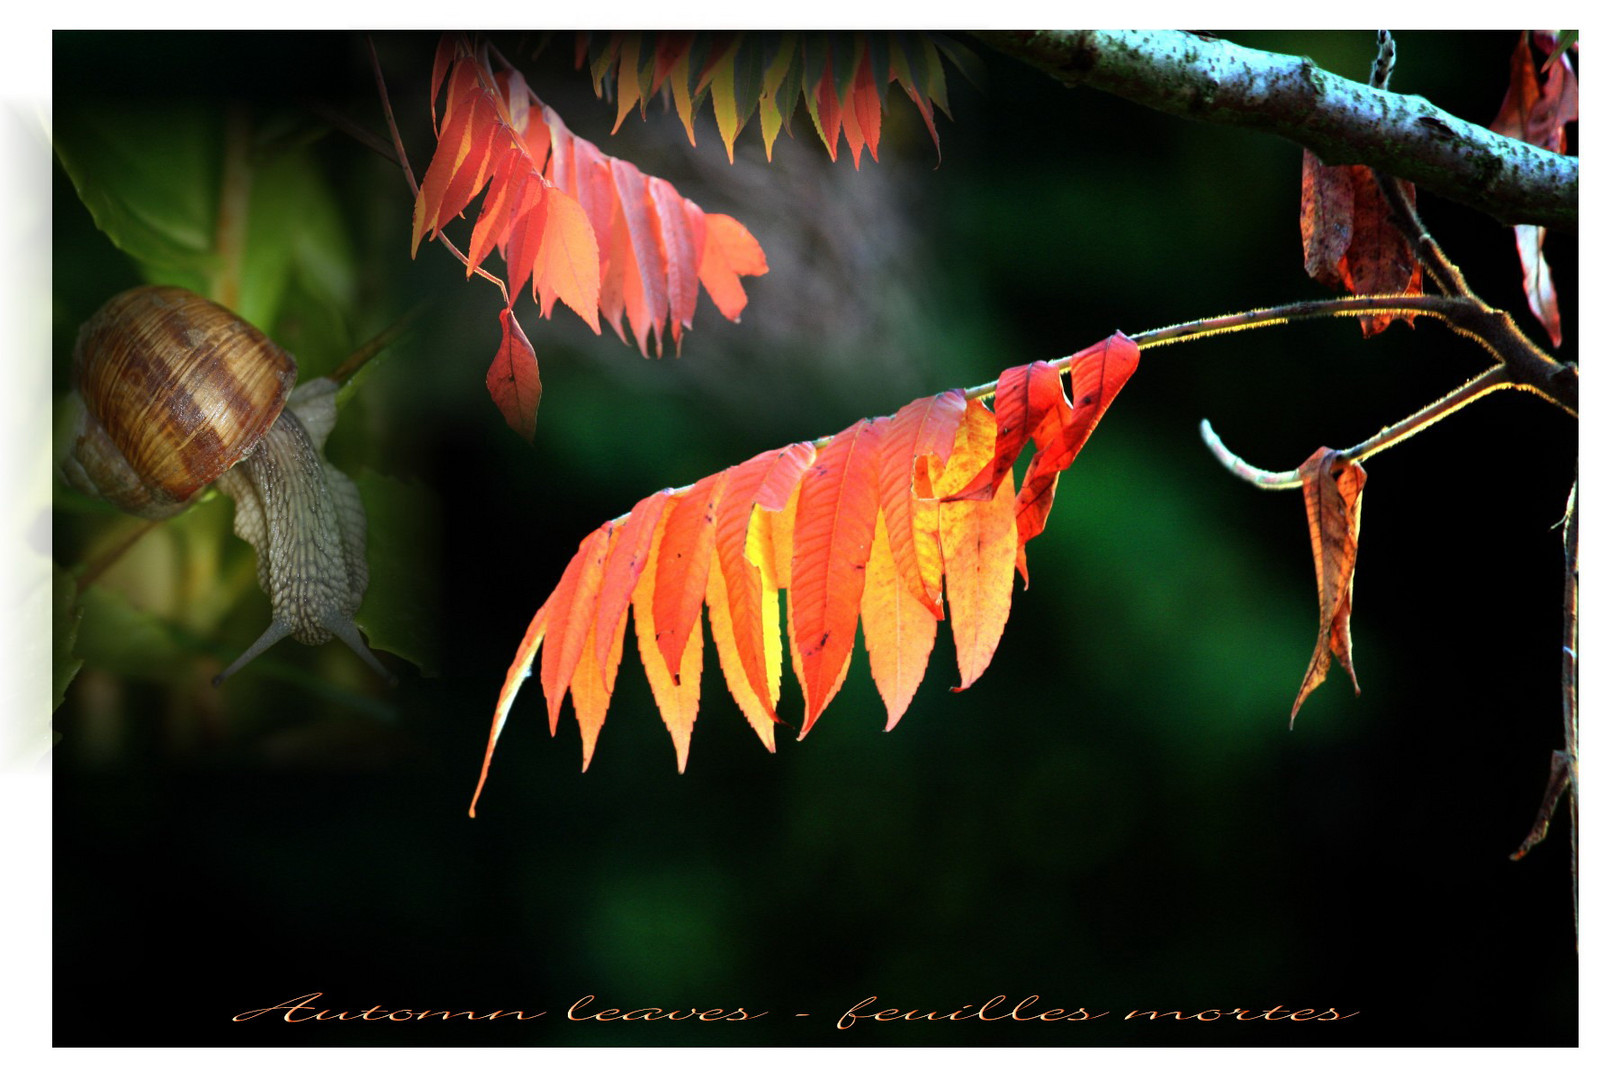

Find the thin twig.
xmin=330 ymin=302 xmax=428 ymax=386
xmin=76 ymin=518 xmax=165 ymax=588
xmin=1510 ymin=480 xmax=1578 ymax=927
xmin=367 ymin=34 xmax=511 ymax=302
xmin=1198 ymin=423 xmax=1300 ymax=489
xmin=1200 ymin=365 xmax=1514 ymax=490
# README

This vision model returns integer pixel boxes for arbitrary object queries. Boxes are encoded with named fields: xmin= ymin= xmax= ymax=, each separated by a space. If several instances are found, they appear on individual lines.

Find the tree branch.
xmin=974 ymin=30 xmax=1577 ymax=233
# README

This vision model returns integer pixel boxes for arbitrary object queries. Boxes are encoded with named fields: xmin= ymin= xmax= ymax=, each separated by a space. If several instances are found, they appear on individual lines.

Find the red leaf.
xmin=1340 ymin=167 xmax=1422 ymax=336
xmin=486 ymin=308 xmax=541 ymax=441
xmin=949 ymin=361 xmax=1068 ymax=502
xmin=1291 ymin=448 xmax=1366 ymax=723
xmin=877 ymin=390 xmax=967 ymax=617
xmin=1300 ymin=150 xmax=1354 ymax=289
xmin=610 ymin=158 xmax=670 ymax=357
xmin=1297 ymin=152 xmax=1422 ymax=336
xmin=791 ymin=417 xmax=886 ymax=735
xmin=1014 ymin=334 xmax=1140 ymax=578
xmin=850 ymin=46 xmax=884 ymax=167
xmin=1491 ymin=31 xmax=1578 ymax=153
xmin=1490 ymin=32 xmax=1576 ymax=346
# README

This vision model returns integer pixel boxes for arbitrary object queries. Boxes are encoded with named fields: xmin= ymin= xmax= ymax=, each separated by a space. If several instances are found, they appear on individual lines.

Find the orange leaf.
xmin=537 ymin=186 xmax=602 ymax=332
xmin=877 ymin=390 xmax=966 ymax=617
xmin=791 ymin=417 xmax=885 ymax=735
xmin=713 ymin=444 xmax=816 ymax=726
xmin=706 ymin=545 xmax=776 ymax=752
xmin=591 ymin=489 xmax=673 ymax=678
xmin=935 ymin=400 xmax=1014 ymax=690
xmin=466 ymin=146 xmax=525 ymax=275
xmin=540 ymin=525 xmax=613 ymax=735
xmin=1291 ymin=448 xmax=1366 ymax=723
xmin=471 ymin=597 xmax=549 ymax=816
xmin=652 ymin=472 xmax=727 ymax=683
xmin=861 ymin=508 xmax=938 ymax=729
xmin=568 ymin=605 xmax=626 ymax=772
xmin=648 ymin=177 xmax=699 ymax=344
xmin=413 ymin=66 xmax=499 ymax=256
xmin=633 ymin=510 xmax=704 ymax=772
xmin=501 ymin=174 xmax=548 ymax=302
xmin=698 ymin=213 xmax=768 ymax=322
xmin=486 ymin=307 xmax=540 ymax=441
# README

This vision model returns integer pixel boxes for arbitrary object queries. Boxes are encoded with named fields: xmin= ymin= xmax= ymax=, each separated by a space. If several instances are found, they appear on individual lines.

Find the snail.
xmin=59 ymin=285 xmax=393 ymax=685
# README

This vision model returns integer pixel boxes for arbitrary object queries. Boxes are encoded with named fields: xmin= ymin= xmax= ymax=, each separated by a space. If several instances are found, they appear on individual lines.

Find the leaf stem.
xmin=367 ymin=35 xmax=510 ymax=303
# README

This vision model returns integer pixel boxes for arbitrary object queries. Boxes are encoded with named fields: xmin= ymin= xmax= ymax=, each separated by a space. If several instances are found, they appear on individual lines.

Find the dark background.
xmin=52 ymin=31 xmax=1578 ymax=1047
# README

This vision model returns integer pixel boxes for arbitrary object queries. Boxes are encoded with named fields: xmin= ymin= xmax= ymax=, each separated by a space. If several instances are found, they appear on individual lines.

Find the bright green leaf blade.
xmin=53 ymin=102 xmax=219 ymax=282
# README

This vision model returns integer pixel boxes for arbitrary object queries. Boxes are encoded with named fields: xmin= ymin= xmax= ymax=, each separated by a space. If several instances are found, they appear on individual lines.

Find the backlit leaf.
xmin=936 ymin=401 xmax=1014 ymax=690
xmin=486 ymin=307 xmax=540 ymax=441
xmin=792 ymin=417 xmax=886 ymax=735
xmin=1291 ymin=447 xmax=1366 ymax=723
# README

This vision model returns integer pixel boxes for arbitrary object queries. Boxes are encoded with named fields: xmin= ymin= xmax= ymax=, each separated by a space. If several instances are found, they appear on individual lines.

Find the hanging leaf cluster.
xmin=1489 ymin=30 xmax=1578 ymax=348
xmin=1298 ymin=153 xmax=1423 ymax=336
xmin=575 ymin=31 xmax=982 ymax=166
xmin=413 ymin=35 xmax=769 ymax=438
xmin=470 ymin=333 xmax=1140 ymax=812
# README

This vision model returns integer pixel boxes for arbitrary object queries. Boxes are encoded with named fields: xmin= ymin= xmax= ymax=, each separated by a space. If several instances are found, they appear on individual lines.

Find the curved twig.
xmin=1201 ymin=365 xmax=1515 ymax=489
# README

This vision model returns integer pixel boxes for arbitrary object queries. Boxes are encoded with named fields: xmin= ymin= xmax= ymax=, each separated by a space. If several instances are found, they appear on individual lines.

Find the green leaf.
xmin=353 ymin=470 xmax=443 ymax=677
xmin=929 ymin=33 xmax=986 ymax=91
xmin=828 ymin=32 xmax=861 ymax=102
xmin=53 ymin=565 xmax=85 ymax=711
xmin=53 ymin=102 xmax=220 ymax=287
xmin=1546 ymin=30 xmax=1579 ymax=69
xmin=75 ymin=583 xmax=188 ymax=678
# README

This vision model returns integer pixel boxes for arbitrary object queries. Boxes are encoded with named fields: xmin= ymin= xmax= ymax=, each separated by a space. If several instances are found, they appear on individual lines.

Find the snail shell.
xmin=61 ymin=285 xmax=391 ymax=685
xmin=65 ymin=286 xmax=297 ymax=519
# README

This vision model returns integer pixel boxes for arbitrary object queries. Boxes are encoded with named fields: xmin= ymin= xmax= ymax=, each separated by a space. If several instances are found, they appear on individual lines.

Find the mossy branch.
xmin=974 ymin=30 xmax=1577 ymax=232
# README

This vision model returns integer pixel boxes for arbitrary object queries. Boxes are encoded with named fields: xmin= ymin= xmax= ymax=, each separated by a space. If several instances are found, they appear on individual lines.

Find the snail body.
xmin=61 ymin=285 xmax=391 ymax=684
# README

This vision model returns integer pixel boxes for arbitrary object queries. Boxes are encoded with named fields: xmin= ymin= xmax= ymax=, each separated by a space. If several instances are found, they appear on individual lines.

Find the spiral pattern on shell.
xmin=72 ymin=286 xmax=297 ymax=512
